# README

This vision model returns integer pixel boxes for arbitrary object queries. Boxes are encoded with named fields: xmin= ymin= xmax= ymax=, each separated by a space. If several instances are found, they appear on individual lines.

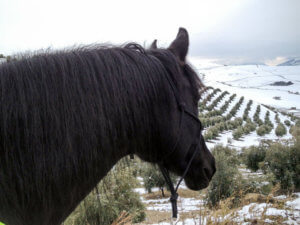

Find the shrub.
xmin=256 ymin=125 xmax=267 ymax=136
xmin=233 ymin=126 xmax=243 ymax=140
xmin=141 ymin=164 xmax=176 ymax=197
xmin=275 ymin=123 xmax=287 ymax=137
xmin=206 ymin=145 xmax=240 ymax=207
xmin=243 ymin=121 xmax=256 ymax=134
xmin=243 ymin=145 xmax=266 ymax=171
xmin=64 ymin=161 xmax=145 ymax=224
xmin=264 ymin=141 xmax=300 ymax=191
xmin=204 ymin=130 xmax=214 ymax=141
xmin=284 ymin=120 xmax=291 ymax=126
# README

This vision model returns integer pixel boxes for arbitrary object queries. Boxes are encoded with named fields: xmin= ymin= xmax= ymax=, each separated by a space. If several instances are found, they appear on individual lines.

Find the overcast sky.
xmin=0 ymin=0 xmax=299 ymax=63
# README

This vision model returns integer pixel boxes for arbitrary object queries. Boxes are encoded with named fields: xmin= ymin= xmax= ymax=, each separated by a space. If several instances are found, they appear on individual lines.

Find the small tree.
xmin=233 ymin=126 xmax=243 ymax=140
xmin=243 ymin=145 xmax=266 ymax=171
xmin=206 ymin=145 xmax=240 ymax=207
xmin=284 ymin=120 xmax=291 ymax=126
xmin=141 ymin=164 xmax=176 ymax=197
xmin=264 ymin=142 xmax=299 ymax=191
xmin=275 ymin=123 xmax=287 ymax=137
xmin=256 ymin=125 xmax=267 ymax=136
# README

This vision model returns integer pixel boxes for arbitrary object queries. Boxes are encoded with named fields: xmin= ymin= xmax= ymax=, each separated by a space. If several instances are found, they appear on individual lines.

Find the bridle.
xmin=129 ymin=62 xmax=204 ymax=219
xmin=157 ymin=65 xmax=204 ymax=219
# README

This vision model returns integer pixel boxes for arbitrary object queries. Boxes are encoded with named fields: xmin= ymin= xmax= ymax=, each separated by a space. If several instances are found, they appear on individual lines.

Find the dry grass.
xmin=135 ymin=184 xmax=298 ymax=225
xmin=111 ymin=211 xmax=132 ymax=225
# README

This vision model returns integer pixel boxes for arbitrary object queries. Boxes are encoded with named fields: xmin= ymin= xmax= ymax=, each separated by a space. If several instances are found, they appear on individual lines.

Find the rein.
xmin=158 ymin=66 xmax=203 ymax=218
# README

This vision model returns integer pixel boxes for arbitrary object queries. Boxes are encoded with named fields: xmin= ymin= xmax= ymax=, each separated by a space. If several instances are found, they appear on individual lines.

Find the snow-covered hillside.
xmin=190 ymin=58 xmax=300 ymax=117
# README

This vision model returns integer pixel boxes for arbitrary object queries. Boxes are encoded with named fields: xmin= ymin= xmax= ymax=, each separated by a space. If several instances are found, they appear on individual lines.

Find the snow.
xmin=145 ymin=197 xmax=203 ymax=212
xmin=152 ymin=218 xmax=201 ymax=225
xmin=274 ymin=195 xmax=288 ymax=200
xmin=286 ymin=193 xmax=300 ymax=210
xmin=231 ymin=202 xmax=298 ymax=222
xmin=203 ymin=90 xmax=294 ymax=149
xmin=191 ymin=60 xmax=300 ymax=113
xmin=134 ymin=187 xmax=147 ymax=195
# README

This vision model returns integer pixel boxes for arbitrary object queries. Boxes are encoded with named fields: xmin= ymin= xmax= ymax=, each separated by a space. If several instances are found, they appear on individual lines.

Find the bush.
xmin=243 ymin=145 xmax=266 ymax=171
xmin=243 ymin=121 xmax=257 ymax=134
xmin=275 ymin=123 xmax=287 ymax=137
xmin=264 ymin=141 xmax=300 ymax=191
xmin=284 ymin=120 xmax=291 ymax=126
xmin=64 ymin=161 xmax=145 ymax=225
xmin=233 ymin=126 xmax=243 ymax=140
xmin=206 ymin=145 xmax=240 ymax=207
xmin=204 ymin=130 xmax=214 ymax=141
xmin=141 ymin=164 xmax=176 ymax=197
xmin=256 ymin=125 xmax=267 ymax=136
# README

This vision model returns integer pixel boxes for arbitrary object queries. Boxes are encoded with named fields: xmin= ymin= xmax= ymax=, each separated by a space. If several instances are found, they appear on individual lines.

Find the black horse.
xmin=0 ymin=28 xmax=215 ymax=225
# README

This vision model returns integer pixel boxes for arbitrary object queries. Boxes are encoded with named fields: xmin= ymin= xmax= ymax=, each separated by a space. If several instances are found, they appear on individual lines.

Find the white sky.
xmin=0 ymin=0 xmax=299 ymax=63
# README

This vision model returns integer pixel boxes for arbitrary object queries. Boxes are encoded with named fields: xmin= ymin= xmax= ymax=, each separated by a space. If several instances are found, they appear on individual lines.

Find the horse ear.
xmin=168 ymin=27 xmax=189 ymax=62
xmin=150 ymin=39 xmax=157 ymax=49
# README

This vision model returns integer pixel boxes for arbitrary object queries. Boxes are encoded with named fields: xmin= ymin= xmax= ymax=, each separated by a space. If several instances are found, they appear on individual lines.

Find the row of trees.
xmin=199 ymin=88 xmax=221 ymax=111
xmin=206 ymin=91 xmax=229 ymax=111
xmin=202 ymin=93 xmax=236 ymax=118
xmin=242 ymin=100 xmax=253 ymax=120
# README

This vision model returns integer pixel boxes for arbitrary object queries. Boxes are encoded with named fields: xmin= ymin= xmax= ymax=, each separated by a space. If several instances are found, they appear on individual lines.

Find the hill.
xmin=278 ymin=57 xmax=300 ymax=66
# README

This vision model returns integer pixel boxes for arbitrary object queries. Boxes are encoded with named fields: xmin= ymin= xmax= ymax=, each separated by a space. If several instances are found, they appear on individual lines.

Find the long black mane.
xmin=0 ymin=43 xmax=202 ymax=224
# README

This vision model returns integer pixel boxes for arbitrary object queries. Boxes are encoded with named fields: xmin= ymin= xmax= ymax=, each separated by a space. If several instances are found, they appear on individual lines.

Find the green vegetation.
xmin=232 ymin=126 xmax=244 ymax=140
xmin=243 ymin=100 xmax=253 ymax=120
xmin=243 ymin=119 xmax=257 ymax=134
xmin=264 ymin=111 xmax=274 ymax=128
xmin=284 ymin=119 xmax=291 ymax=126
xmin=253 ymin=105 xmax=263 ymax=126
xmin=226 ymin=96 xmax=244 ymax=120
xmin=243 ymin=144 xmax=266 ymax=171
xmin=64 ymin=160 xmax=145 ymax=225
xmin=199 ymin=88 xmax=221 ymax=111
xmin=206 ymin=91 xmax=229 ymax=111
xmin=141 ymin=164 xmax=176 ymax=197
xmin=244 ymin=127 xmax=300 ymax=192
xmin=206 ymin=146 xmax=257 ymax=208
xmin=256 ymin=125 xmax=269 ymax=136
xmin=206 ymin=145 xmax=240 ymax=207
xmin=275 ymin=123 xmax=287 ymax=137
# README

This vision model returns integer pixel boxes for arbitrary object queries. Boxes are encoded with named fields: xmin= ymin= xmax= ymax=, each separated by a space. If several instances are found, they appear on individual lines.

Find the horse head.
xmin=142 ymin=28 xmax=216 ymax=191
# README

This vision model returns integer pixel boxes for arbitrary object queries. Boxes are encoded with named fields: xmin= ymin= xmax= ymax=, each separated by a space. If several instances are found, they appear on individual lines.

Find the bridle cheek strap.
xmin=159 ymin=104 xmax=202 ymax=218
xmin=159 ymin=142 xmax=199 ymax=218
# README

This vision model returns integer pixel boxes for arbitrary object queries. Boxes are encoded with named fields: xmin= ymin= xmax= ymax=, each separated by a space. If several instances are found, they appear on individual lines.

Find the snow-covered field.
xmin=190 ymin=58 xmax=300 ymax=117
xmin=188 ymin=58 xmax=299 ymax=149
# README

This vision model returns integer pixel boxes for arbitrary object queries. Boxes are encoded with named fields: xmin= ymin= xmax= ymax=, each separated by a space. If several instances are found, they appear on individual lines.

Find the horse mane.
xmin=0 ymin=43 xmax=203 ymax=224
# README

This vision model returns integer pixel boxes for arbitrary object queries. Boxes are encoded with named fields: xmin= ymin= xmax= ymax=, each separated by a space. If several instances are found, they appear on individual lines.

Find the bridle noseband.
xmin=158 ymin=67 xmax=203 ymax=218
